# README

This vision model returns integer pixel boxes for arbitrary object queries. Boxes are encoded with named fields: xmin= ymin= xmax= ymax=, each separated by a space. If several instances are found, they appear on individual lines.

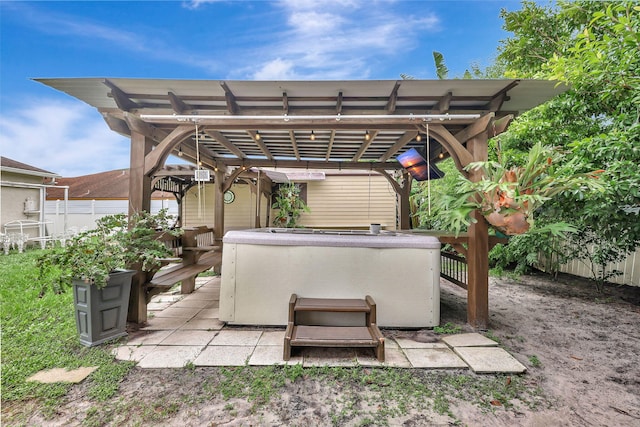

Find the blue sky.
xmin=0 ymin=0 xmax=522 ymax=176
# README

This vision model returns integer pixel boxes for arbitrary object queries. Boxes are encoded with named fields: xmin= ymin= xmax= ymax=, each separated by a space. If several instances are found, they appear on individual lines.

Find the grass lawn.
xmin=1 ymin=250 xmax=135 ymax=420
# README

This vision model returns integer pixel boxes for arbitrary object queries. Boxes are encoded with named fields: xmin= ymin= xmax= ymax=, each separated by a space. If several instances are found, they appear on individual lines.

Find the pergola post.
xmin=213 ymin=169 xmax=225 ymax=243
xmin=127 ymin=130 xmax=153 ymax=324
xmin=128 ymin=131 xmax=153 ymax=215
xmin=466 ymin=135 xmax=490 ymax=329
xmin=398 ymin=172 xmax=412 ymax=230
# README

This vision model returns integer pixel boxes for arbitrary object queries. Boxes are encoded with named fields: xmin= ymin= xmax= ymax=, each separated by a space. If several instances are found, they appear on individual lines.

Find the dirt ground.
xmin=18 ymin=273 xmax=640 ymax=426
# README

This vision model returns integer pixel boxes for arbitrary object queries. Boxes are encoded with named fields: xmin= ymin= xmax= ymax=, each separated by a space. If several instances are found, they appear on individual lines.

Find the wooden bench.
xmin=284 ymin=294 xmax=385 ymax=362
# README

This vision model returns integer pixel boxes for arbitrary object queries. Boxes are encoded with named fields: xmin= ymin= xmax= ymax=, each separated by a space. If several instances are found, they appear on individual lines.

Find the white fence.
xmin=548 ymin=246 xmax=640 ymax=287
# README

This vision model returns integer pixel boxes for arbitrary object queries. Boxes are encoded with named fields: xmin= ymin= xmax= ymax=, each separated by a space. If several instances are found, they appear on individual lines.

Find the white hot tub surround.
xmin=220 ymin=229 xmax=441 ymax=328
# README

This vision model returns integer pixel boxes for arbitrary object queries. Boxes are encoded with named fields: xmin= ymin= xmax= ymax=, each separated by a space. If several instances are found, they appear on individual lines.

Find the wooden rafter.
xmin=430 ymin=91 xmax=452 ymax=114
xmin=282 ymin=92 xmax=289 ymax=114
xmin=289 ymin=130 xmax=301 ymax=160
xmin=220 ymin=82 xmax=239 ymax=115
xmin=453 ymin=113 xmax=494 ymax=144
xmin=103 ymin=79 xmax=139 ymax=111
xmin=168 ymin=91 xmax=189 ymax=114
xmin=385 ymin=81 xmax=401 ymax=113
xmin=248 ymin=130 xmax=274 ymax=160
xmin=102 ymin=113 xmax=131 ymax=136
xmin=325 ymin=130 xmax=336 ymax=160
xmin=378 ymin=130 xmax=418 ymax=162
xmin=336 ymin=91 xmax=343 ymax=114
xmin=124 ymin=112 xmax=169 ymax=142
xmin=205 ymin=130 xmax=247 ymax=159
xmin=353 ymin=130 xmax=378 ymax=161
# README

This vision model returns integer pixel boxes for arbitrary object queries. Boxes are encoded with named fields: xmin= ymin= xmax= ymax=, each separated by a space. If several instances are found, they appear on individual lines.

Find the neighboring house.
xmin=45 ymin=169 xmax=178 ymax=232
xmin=0 ymin=157 xmax=60 ymax=245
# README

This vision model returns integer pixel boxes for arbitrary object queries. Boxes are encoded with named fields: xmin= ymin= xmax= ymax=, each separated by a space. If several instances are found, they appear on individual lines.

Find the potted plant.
xmin=272 ymin=182 xmax=310 ymax=228
xmin=38 ymin=210 xmax=181 ymax=346
xmin=438 ymin=142 xmax=604 ymax=236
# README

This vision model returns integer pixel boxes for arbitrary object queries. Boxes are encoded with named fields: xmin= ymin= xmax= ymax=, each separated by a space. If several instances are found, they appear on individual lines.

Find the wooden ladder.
xmin=283 ymin=294 xmax=385 ymax=362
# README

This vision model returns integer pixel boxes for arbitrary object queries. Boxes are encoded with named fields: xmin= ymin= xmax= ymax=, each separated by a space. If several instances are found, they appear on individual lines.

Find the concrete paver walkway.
xmin=114 ymin=277 xmax=525 ymax=373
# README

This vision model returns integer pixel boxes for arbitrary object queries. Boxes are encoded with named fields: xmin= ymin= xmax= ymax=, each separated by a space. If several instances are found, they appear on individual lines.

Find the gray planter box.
xmin=73 ymin=270 xmax=135 ymax=347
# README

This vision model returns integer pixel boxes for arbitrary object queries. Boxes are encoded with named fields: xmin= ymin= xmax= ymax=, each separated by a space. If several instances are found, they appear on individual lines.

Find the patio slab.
xmin=210 ymin=330 xmax=263 ymax=346
xmin=171 ymin=298 xmax=216 ymax=309
xmin=249 ymin=345 xmax=302 ymax=366
xmin=441 ymin=333 xmax=499 ymax=348
xmin=126 ymin=329 xmax=174 ymax=345
xmin=302 ymin=348 xmax=358 ymax=367
xmin=257 ymin=330 xmax=286 ymax=346
xmin=179 ymin=318 xmax=226 ymax=330
xmin=160 ymin=329 xmax=218 ymax=346
xmin=356 ymin=347 xmax=412 ymax=368
xmin=395 ymin=338 xmax=450 ymax=350
xmin=453 ymin=347 xmax=527 ymax=374
xmin=153 ymin=306 xmax=201 ymax=319
xmin=403 ymin=348 xmax=469 ymax=369
xmin=194 ymin=345 xmax=255 ymax=366
xmin=141 ymin=316 xmax=188 ymax=330
xmin=194 ymin=308 xmax=220 ymax=319
xmin=137 ymin=346 xmax=202 ymax=368
xmin=113 ymin=345 xmax=158 ymax=362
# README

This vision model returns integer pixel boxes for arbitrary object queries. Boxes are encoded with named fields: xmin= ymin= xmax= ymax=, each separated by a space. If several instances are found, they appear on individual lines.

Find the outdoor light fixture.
xmin=364 ymin=130 xmax=371 ymax=141
xmin=416 ymin=134 xmax=422 ymax=142
xmin=177 ymin=146 xmax=183 ymax=157
xmin=255 ymin=131 xmax=261 ymax=140
xmin=396 ymin=148 xmax=444 ymax=181
xmin=310 ymin=130 xmax=316 ymax=141
xmin=438 ymin=152 xmax=445 ymax=159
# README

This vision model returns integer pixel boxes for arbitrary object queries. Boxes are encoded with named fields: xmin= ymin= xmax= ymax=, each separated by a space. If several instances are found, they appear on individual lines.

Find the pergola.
xmin=36 ymin=78 xmax=567 ymax=328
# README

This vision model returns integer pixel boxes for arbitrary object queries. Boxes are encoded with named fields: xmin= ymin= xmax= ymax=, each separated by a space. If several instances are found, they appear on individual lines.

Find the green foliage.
xmin=38 ymin=209 xmax=181 ymax=292
xmin=433 ymin=322 xmax=463 ymax=335
xmin=495 ymin=1 xmax=640 ymax=283
xmin=435 ymin=142 xmax=601 ymax=236
xmin=271 ymin=182 xmax=310 ymax=228
xmin=0 ymin=251 xmax=134 ymax=410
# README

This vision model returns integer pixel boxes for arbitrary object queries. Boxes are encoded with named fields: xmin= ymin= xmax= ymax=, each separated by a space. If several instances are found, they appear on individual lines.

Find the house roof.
xmin=1 ymin=156 xmax=58 ymax=178
xmin=46 ymin=169 xmax=173 ymax=200
xmin=33 ymin=78 xmax=569 ymax=171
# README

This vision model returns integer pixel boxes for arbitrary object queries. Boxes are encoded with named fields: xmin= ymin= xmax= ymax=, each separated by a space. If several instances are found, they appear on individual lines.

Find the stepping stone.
xmin=395 ymin=338 xmax=449 ymax=349
xmin=249 ymin=346 xmax=302 ymax=366
xmin=356 ymin=347 xmax=412 ymax=368
xmin=454 ymin=347 xmax=527 ymax=374
xmin=210 ymin=330 xmax=262 ymax=346
xmin=160 ymin=329 xmax=217 ymax=346
xmin=27 ymin=367 xmax=98 ymax=383
xmin=441 ymin=333 xmax=499 ymax=348
xmin=403 ymin=348 xmax=468 ymax=369
xmin=137 ymin=345 xmax=202 ymax=368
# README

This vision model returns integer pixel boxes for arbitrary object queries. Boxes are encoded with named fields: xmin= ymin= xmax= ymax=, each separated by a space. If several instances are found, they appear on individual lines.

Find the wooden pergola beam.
xmin=220 ymin=81 xmax=239 ymax=115
xmin=385 ymin=81 xmax=401 ymax=113
xmin=205 ymin=130 xmax=247 ymax=159
xmin=289 ymin=130 xmax=301 ymax=160
xmin=325 ymin=130 xmax=336 ymax=160
xmin=336 ymin=91 xmax=343 ymax=114
xmin=247 ymin=130 xmax=274 ymax=160
xmin=379 ymin=130 xmax=419 ymax=162
xmin=431 ymin=91 xmax=452 ymax=114
xmin=352 ymin=130 xmax=378 ymax=161
xmin=168 ymin=91 xmax=189 ymax=114
xmin=282 ymin=92 xmax=289 ymax=114
xmin=103 ymin=79 xmax=139 ymax=112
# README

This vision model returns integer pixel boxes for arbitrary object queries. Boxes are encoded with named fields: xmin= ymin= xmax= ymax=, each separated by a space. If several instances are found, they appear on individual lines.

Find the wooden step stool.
xmin=283 ymin=294 xmax=385 ymax=362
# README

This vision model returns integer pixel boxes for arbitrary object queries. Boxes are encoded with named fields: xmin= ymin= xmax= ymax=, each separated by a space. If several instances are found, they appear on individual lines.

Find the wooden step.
xmin=294 ymin=297 xmax=371 ymax=313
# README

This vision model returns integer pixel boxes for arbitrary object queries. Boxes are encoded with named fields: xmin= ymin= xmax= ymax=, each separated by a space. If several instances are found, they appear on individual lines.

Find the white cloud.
xmin=246 ymin=0 xmax=441 ymax=80
xmin=0 ymin=100 xmax=131 ymax=177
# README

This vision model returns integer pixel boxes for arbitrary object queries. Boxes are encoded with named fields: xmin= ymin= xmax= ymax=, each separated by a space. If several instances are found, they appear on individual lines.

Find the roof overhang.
xmin=34 ymin=78 xmax=569 ymax=173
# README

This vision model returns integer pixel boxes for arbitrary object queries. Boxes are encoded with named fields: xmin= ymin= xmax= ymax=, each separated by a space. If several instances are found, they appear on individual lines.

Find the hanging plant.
xmin=272 ymin=183 xmax=310 ymax=228
xmin=438 ymin=142 xmax=604 ymax=236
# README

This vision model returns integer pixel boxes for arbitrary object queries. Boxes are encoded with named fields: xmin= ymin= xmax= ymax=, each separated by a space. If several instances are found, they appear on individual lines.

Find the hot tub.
xmin=219 ymin=228 xmax=441 ymax=328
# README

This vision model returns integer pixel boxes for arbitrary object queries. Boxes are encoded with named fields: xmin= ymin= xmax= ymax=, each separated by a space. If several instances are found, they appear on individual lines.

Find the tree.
xmin=495 ymin=1 xmax=640 ymax=288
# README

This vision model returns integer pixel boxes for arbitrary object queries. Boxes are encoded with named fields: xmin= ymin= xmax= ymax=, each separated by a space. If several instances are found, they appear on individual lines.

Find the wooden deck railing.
xmin=440 ymin=250 xmax=468 ymax=290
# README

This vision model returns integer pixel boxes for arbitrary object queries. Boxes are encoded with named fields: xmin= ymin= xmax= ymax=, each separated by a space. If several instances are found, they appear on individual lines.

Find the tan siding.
xmin=182 ymin=183 xmax=268 ymax=232
xmin=295 ymin=174 xmax=397 ymax=229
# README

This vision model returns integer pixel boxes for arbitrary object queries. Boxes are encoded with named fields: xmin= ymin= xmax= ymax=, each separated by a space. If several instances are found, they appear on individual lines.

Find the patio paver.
xmin=153 ymin=306 xmax=202 ymax=318
xmin=179 ymin=318 xmax=225 ymax=330
xmin=249 ymin=346 xmax=302 ymax=366
xmin=441 ymin=333 xmax=499 ymax=348
xmin=160 ymin=329 xmax=218 ymax=346
xmin=194 ymin=345 xmax=255 ymax=366
xmin=113 ymin=345 xmax=158 ymax=362
xmin=395 ymin=339 xmax=450 ymax=349
xmin=453 ymin=347 xmax=526 ymax=374
xmin=403 ymin=348 xmax=469 ymax=369
xmin=210 ymin=330 xmax=263 ymax=346
xmin=137 ymin=346 xmax=202 ymax=368
xmin=126 ymin=329 xmax=174 ymax=345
